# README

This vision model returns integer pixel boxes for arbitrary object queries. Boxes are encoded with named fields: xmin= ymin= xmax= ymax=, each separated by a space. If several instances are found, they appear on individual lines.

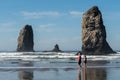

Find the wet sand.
xmin=0 ymin=65 xmax=120 ymax=80
xmin=0 ymin=60 xmax=120 ymax=80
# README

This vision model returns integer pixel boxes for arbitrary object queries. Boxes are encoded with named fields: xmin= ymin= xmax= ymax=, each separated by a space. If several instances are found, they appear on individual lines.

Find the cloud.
xmin=69 ymin=11 xmax=83 ymax=16
xmin=0 ymin=22 xmax=17 ymax=32
xmin=20 ymin=11 xmax=83 ymax=19
xmin=0 ymin=22 xmax=16 ymax=27
xmin=39 ymin=23 xmax=56 ymax=28
xmin=21 ymin=11 xmax=61 ymax=19
xmin=35 ymin=23 xmax=56 ymax=32
xmin=20 ymin=10 xmax=83 ymax=19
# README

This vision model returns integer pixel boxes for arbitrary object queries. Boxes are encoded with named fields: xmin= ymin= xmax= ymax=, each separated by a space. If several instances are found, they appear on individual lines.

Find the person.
xmin=84 ymin=55 xmax=87 ymax=64
xmin=83 ymin=55 xmax=87 ymax=80
xmin=78 ymin=52 xmax=82 ymax=69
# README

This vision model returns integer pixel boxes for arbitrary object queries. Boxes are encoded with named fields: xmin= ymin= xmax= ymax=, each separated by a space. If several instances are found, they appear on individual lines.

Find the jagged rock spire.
xmin=52 ymin=44 xmax=62 ymax=52
xmin=82 ymin=6 xmax=115 ymax=55
xmin=17 ymin=24 xmax=34 ymax=52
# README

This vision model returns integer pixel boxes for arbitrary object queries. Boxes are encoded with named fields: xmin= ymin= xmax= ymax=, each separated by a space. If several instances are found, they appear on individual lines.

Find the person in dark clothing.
xmin=78 ymin=52 xmax=82 ymax=69
xmin=83 ymin=55 xmax=87 ymax=80
xmin=84 ymin=55 xmax=87 ymax=64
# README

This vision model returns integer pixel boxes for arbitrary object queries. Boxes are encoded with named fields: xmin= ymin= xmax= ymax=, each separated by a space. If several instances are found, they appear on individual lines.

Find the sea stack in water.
xmin=82 ymin=6 xmax=114 ymax=55
xmin=52 ymin=44 xmax=62 ymax=52
xmin=17 ymin=25 xmax=34 ymax=52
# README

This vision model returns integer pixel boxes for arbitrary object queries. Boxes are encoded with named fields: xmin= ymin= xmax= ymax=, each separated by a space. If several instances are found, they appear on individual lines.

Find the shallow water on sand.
xmin=0 ymin=52 xmax=120 ymax=80
xmin=0 ymin=60 xmax=120 ymax=80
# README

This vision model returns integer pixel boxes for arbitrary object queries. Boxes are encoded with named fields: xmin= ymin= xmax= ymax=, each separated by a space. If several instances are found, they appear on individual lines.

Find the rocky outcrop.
xmin=17 ymin=25 xmax=34 ymax=52
xmin=52 ymin=44 xmax=62 ymax=52
xmin=82 ymin=6 xmax=115 ymax=55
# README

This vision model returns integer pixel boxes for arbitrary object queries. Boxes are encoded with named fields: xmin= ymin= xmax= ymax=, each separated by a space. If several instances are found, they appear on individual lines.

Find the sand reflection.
xmin=87 ymin=68 xmax=106 ymax=80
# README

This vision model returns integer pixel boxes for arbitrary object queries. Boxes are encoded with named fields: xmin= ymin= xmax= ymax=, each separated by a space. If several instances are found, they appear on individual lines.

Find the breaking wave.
xmin=0 ymin=52 xmax=119 ymax=61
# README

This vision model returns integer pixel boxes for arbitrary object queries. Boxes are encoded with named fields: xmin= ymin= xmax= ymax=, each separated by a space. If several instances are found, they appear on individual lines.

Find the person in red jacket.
xmin=78 ymin=52 xmax=82 ymax=69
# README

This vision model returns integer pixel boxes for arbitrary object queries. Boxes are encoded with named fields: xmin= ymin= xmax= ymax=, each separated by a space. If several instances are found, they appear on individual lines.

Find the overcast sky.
xmin=0 ymin=0 xmax=120 ymax=51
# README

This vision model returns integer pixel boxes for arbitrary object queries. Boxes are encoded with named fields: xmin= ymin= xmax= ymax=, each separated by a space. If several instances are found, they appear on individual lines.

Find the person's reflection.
xmin=78 ymin=68 xmax=106 ymax=80
xmin=18 ymin=61 xmax=33 ymax=80
xmin=83 ymin=62 xmax=87 ymax=80
xmin=87 ymin=68 xmax=106 ymax=80
xmin=78 ymin=66 xmax=87 ymax=80
xmin=78 ymin=71 xmax=81 ymax=80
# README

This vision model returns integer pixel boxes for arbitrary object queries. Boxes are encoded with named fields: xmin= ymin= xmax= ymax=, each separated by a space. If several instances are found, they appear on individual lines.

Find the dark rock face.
xmin=52 ymin=44 xmax=62 ymax=52
xmin=82 ymin=6 xmax=115 ymax=55
xmin=17 ymin=25 xmax=34 ymax=52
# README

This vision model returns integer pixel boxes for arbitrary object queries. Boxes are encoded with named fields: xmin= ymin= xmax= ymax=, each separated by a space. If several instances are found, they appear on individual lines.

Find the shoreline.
xmin=0 ymin=65 xmax=119 ymax=70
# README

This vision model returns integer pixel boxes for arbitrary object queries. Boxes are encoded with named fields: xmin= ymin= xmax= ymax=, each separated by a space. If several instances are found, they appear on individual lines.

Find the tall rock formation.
xmin=52 ymin=44 xmax=62 ymax=52
xmin=17 ymin=25 xmax=34 ymax=52
xmin=82 ymin=6 xmax=114 ymax=55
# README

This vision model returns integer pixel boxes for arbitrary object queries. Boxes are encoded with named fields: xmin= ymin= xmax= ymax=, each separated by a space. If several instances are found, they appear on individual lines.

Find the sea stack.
xmin=17 ymin=25 xmax=34 ymax=52
xmin=82 ymin=6 xmax=114 ymax=55
xmin=52 ymin=44 xmax=62 ymax=52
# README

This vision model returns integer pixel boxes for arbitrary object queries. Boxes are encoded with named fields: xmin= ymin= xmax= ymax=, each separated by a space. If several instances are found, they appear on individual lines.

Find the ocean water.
xmin=0 ymin=52 xmax=120 ymax=80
